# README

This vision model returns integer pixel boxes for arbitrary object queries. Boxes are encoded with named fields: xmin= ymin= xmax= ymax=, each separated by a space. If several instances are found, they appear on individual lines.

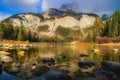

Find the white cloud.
xmin=3 ymin=0 xmax=40 ymax=5
xmin=41 ymin=0 xmax=75 ymax=11
xmin=0 ymin=13 xmax=11 ymax=21
xmin=20 ymin=0 xmax=40 ymax=5
xmin=41 ymin=0 xmax=118 ymax=16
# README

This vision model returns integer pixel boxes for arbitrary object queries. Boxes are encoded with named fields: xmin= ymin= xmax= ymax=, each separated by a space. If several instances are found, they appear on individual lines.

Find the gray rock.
xmin=42 ymin=58 xmax=55 ymax=66
xmin=93 ymin=68 xmax=117 ymax=80
xmin=102 ymin=61 xmax=120 ymax=77
xmin=80 ymin=54 xmax=89 ymax=57
xmin=10 ymin=63 xmax=21 ymax=73
xmin=78 ymin=61 xmax=95 ymax=69
xmin=32 ymin=65 xmax=50 ymax=76
xmin=3 ymin=63 xmax=21 ymax=74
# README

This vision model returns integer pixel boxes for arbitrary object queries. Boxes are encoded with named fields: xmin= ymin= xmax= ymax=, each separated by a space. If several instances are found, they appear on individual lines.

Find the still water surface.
xmin=0 ymin=42 xmax=120 ymax=80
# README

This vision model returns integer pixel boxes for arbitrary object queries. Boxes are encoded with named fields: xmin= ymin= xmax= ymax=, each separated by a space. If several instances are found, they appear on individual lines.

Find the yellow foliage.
xmin=92 ymin=49 xmax=100 ymax=53
xmin=18 ymin=51 xmax=25 ymax=56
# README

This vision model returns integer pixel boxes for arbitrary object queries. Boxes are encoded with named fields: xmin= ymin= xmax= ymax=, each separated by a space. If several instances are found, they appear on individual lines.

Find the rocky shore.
xmin=0 ymin=50 xmax=120 ymax=80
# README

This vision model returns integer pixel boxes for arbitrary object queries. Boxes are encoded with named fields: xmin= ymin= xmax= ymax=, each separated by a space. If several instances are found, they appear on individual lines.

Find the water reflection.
xmin=0 ymin=43 xmax=120 ymax=80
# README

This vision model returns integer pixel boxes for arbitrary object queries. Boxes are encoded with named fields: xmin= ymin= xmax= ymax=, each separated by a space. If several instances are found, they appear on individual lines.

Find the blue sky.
xmin=0 ymin=0 xmax=120 ymax=20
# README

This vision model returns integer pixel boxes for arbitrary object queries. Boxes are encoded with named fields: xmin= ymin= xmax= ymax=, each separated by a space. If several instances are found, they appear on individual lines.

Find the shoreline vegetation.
xmin=0 ymin=39 xmax=120 ymax=46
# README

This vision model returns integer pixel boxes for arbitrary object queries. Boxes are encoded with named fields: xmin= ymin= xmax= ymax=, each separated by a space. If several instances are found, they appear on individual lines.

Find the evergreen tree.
xmin=103 ymin=9 xmax=120 ymax=37
xmin=111 ymin=10 xmax=119 ymax=37
xmin=1 ymin=23 xmax=14 ymax=39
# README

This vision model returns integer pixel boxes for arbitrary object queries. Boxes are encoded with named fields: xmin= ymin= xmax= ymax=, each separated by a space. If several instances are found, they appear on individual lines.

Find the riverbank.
xmin=0 ymin=40 xmax=30 ymax=44
xmin=0 ymin=40 xmax=33 ymax=50
xmin=70 ymin=41 xmax=120 ymax=46
xmin=95 ymin=43 xmax=120 ymax=46
xmin=0 ymin=40 xmax=120 ymax=46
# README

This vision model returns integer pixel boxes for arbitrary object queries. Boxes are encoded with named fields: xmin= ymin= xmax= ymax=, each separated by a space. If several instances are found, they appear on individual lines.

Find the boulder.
xmin=80 ymin=54 xmax=89 ymax=57
xmin=78 ymin=61 xmax=95 ymax=69
xmin=10 ymin=63 xmax=21 ymax=73
xmin=3 ymin=63 xmax=21 ymax=74
xmin=42 ymin=58 xmax=55 ymax=66
xmin=32 ymin=65 xmax=50 ymax=76
xmin=102 ymin=61 xmax=120 ymax=76
xmin=93 ymin=68 xmax=117 ymax=80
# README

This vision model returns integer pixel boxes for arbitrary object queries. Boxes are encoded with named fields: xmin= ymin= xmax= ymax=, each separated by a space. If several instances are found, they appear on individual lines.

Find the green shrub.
xmin=37 ymin=25 xmax=49 ymax=32
xmin=56 ymin=26 xmax=71 ymax=37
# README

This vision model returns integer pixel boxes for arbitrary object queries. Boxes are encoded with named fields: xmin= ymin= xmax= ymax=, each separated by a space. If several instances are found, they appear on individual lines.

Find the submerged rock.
xmin=10 ymin=63 xmax=21 ymax=73
xmin=32 ymin=65 xmax=50 ymax=76
xmin=78 ymin=61 xmax=95 ymax=69
xmin=102 ymin=61 xmax=120 ymax=77
xmin=24 ymin=71 xmax=33 ymax=79
xmin=1 ymin=56 xmax=13 ymax=63
xmin=39 ymin=70 xmax=70 ymax=80
xmin=80 ymin=54 xmax=89 ymax=57
xmin=0 ymin=51 xmax=10 ymax=58
xmin=93 ymin=68 xmax=117 ymax=80
xmin=42 ymin=58 xmax=55 ymax=66
xmin=3 ymin=63 xmax=21 ymax=74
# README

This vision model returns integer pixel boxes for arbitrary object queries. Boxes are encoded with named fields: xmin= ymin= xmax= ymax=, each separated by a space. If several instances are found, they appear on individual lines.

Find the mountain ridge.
xmin=3 ymin=8 xmax=98 ymax=40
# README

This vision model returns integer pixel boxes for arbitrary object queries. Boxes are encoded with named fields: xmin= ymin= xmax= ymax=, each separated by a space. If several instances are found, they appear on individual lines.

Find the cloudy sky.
xmin=0 ymin=0 xmax=120 ymax=21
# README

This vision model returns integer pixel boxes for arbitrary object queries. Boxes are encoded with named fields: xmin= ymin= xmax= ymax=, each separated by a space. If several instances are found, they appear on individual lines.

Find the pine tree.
xmin=111 ymin=10 xmax=119 ymax=37
xmin=103 ymin=9 xmax=120 ymax=37
xmin=1 ymin=23 xmax=14 ymax=39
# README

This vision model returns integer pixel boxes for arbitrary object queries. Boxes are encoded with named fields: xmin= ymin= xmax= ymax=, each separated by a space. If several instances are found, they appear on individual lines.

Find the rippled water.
xmin=0 ymin=42 xmax=120 ymax=80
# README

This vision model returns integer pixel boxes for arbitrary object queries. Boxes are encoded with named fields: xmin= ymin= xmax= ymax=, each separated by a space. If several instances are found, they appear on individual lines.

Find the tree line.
xmin=0 ymin=22 xmax=39 ymax=42
xmin=85 ymin=9 xmax=120 ymax=43
xmin=103 ymin=10 xmax=120 ymax=37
